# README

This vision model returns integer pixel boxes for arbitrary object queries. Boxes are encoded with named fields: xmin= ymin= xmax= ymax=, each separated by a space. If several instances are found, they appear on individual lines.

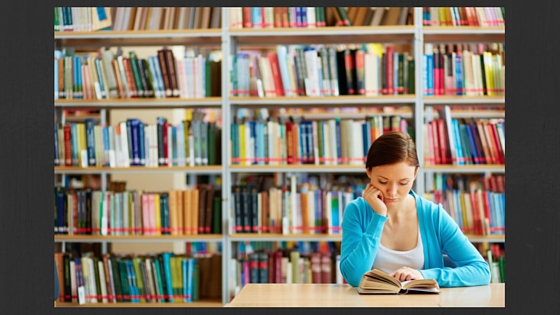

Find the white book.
xmin=290 ymin=176 xmax=299 ymax=234
xmin=323 ymin=122 xmax=331 ymax=165
xmin=87 ymin=258 xmax=98 ymax=303
xmin=312 ymin=121 xmax=319 ymax=165
xmin=304 ymin=49 xmax=320 ymax=96
xmin=307 ymin=7 xmax=316 ymax=28
xmin=70 ymin=261 xmax=77 ymax=302
xmin=325 ymin=192 xmax=332 ymax=234
xmin=119 ymin=121 xmax=130 ymax=167
xmin=98 ymin=261 xmax=109 ymax=303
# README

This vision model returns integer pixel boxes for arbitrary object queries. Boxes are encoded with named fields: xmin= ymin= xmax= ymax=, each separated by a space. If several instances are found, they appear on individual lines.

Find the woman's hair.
xmin=365 ymin=131 xmax=419 ymax=170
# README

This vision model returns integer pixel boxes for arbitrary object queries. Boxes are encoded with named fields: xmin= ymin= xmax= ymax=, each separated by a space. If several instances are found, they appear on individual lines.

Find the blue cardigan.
xmin=340 ymin=190 xmax=491 ymax=287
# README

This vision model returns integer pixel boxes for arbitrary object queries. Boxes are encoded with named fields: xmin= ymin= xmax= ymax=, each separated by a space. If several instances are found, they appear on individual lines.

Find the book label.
xmin=81 ymin=150 xmax=89 ymax=168
xmin=78 ymin=286 xmax=86 ymax=305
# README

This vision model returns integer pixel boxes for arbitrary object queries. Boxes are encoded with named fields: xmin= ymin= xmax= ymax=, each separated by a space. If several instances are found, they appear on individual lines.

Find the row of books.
xmin=422 ymin=43 xmax=505 ymax=96
xmin=485 ymin=244 xmax=505 ymax=283
xmin=54 ymin=7 xmax=221 ymax=32
xmin=422 ymin=7 xmax=505 ymax=27
xmin=230 ymin=115 xmax=409 ymax=166
xmin=229 ymin=7 xmax=413 ymax=29
xmin=231 ymin=176 xmax=360 ymax=235
xmin=54 ymin=48 xmax=221 ymax=100
xmin=54 ymin=115 xmax=222 ymax=168
xmin=54 ymin=252 xmax=221 ymax=303
xmin=425 ymin=107 xmax=505 ymax=165
xmin=425 ymin=188 xmax=505 ymax=236
xmin=426 ymin=173 xmax=505 ymax=194
xmin=231 ymin=45 xmax=415 ymax=97
xmin=54 ymin=186 xmax=222 ymax=236
xmin=230 ymin=249 xmax=344 ymax=297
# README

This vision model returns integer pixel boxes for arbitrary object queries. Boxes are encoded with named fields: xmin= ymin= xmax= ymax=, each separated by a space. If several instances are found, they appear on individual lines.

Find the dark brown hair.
xmin=365 ymin=131 xmax=419 ymax=170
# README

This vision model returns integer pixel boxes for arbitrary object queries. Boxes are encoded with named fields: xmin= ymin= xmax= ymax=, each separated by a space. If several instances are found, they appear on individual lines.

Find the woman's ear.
xmin=366 ymin=167 xmax=372 ymax=179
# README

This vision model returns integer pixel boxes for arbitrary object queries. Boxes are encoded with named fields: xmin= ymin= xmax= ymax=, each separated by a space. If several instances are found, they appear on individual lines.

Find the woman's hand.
xmin=362 ymin=183 xmax=388 ymax=217
xmin=390 ymin=267 xmax=424 ymax=282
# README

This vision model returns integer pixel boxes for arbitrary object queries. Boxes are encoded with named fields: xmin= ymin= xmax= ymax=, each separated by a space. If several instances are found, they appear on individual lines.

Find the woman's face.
xmin=366 ymin=162 xmax=417 ymax=209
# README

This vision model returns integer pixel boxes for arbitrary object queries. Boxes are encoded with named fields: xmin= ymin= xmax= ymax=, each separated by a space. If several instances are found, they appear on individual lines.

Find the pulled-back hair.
xmin=365 ymin=131 xmax=419 ymax=170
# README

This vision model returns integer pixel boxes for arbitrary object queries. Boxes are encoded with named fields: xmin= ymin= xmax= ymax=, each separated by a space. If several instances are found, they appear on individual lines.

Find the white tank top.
xmin=371 ymin=229 xmax=424 ymax=274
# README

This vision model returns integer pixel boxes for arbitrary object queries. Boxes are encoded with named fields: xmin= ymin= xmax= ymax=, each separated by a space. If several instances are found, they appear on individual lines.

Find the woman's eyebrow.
xmin=377 ymin=176 xmax=411 ymax=181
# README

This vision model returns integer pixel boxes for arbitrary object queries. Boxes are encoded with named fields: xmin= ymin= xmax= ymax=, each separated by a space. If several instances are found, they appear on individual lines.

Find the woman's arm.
xmin=420 ymin=204 xmax=491 ymax=287
xmin=340 ymin=199 xmax=388 ymax=287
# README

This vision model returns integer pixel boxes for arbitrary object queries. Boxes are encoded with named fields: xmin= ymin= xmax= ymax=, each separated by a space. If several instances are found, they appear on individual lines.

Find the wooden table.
xmin=226 ymin=283 xmax=505 ymax=307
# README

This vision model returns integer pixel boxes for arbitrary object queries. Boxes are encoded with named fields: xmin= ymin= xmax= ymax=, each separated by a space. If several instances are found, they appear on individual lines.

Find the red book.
xmin=321 ymin=253 xmax=331 ymax=284
xmin=267 ymin=52 xmax=285 ymax=96
xmin=434 ymin=49 xmax=440 ymax=95
xmin=273 ymin=8 xmax=282 ymax=27
xmin=163 ymin=120 xmax=169 ymax=166
xmin=311 ymin=253 xmax=321 ymax=283
xmin=63 ymin=125 xmax=72 ymax=166
xmin=285 ymin=121 xmax=295 ymax=164
xmin=430 ymin=121 xmax=441 ymax=164
xmin=122 ymin=58 xmax=138 ymax=98
xmin=355 ymin=49 xmax=365 ymax=95
xmin=343 ymin=50 xmax=355 ymax=95
xmin=438 ymin=50 xmax=445 ymax=95
xmin=386 ymin=46 xmax=394 ymax=95
xmin=243 ymin=7 xmax=252 ymax=28
xmin=481 ymin=191 xmax=493 ymax=233
xmin=274 ymin=252 xmax=282 ymax=283
xmin=488 ymin=122 xmax=505 ymax=164
xmin=437 ymin=119 xmax=450 ymax=164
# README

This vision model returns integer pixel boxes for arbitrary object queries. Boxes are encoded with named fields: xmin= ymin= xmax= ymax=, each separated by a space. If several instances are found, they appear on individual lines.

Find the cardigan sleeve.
xmin=419 ymin=203 xmax=491 ymax=287
xmin=340 ymin=198 xmax=388 ymax=287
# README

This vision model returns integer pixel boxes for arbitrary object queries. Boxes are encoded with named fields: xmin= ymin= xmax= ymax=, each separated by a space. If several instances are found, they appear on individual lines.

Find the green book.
xmin=129 ymin=52 xmax=145 ymax=97
xmin=132 ymin=258 xmax=146 ymax=302
xmin=54 ymin=7 xmax=60 ymax=32
xmin=408 ymin=58 xmax=415 ymax=94
xmin=92 ymin=257 xmax=102 ymax=300
xmin=154 ymin=256 xmax=166 ymax=302
xmin=118 ymin=260 xmax=131 ymax=302
xmin=192 ymin=260 xmax=199 ymax=301
xmin=109 ymin=257 xmax=123 ymax=302
xmin=205 ymin=59 xmax=211 ymax=98
xmin=398 ymin=54 xmax=404 ymax=94
xmin=212 ymin=192 xmax=221 ymax=234
xmin=336 ymin=7 xmax=351 ymax=26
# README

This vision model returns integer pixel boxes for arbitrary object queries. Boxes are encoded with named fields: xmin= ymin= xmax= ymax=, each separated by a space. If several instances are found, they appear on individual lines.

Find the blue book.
xmin=153 ymin=258 xmax=165 ymax=302
xmin=138 ymin=120 xmax=146 ymax=166
xmin=276 ymin=46 xmax=293 ymax=96
xmin=301 ymin=7 xmax=308 ymax=27
xmin=151 ymin=55 xmax=165 ymax=98
xmin=250 ymin=121 xmax=256 ymax=165
xmin=231 ymin=123 xmax=238 ymax=164
xmin=422 ymin=54 xmax=428 ymax=96
xmin=427 ymin=53 xmax=434 ymax=96
xmin=465 ymin=123 xmax=481 ymax=164
xmin=459 ymin=123 xmax=473 ymax=165
xmin=455 ymin=53 xmax=464 ymax=95
xmin=70 ymin=124 xmax=80 ymax=166
xmin=187 ymin=259 xmax=194 ymax=302
xmin=83 ymin=120 xmax=95 ymax=166
xmin=331 ymin=191 xmax=340 ymax=234
xmin=252 ymin=7 xmax=262 ymax=28
xmin=298 ymin=123 xmax=305 ymax=163
xmin=452 ymin=119 xmax=464 ymax=165
xmin=126 ymin=260 xmax=139 ymax=303
xmin=130 ymin=119 xmax=140 ymax=166
xmin=182 ymin=259 xmax=188 ymax=302
xmin=259 ymin=122 xmax=265 ymax=165
xmin=125 ymin=120 xmax=135 ymax=165
xmin=54 ymin=124 xmax=59 ymax=166
xmin=171 ymin=126 xmax=177 ymax=166
xmin=160 ymin=194 xmax=169 ymax=235
xmin=77 ymin=56 xmax=84 ymax=98
xmin=306 ymin=121 xmax=314 ymax=164
xmin=94 ymin=58 xmax=106 ymax=99
xmin=231 ymin=54 xmax=238 ymax=96
xmin=161 ymin=253 xmax=174 ymax=302
xmin=102 ymin=126 xmax=110 ymax=166
xmin=335 ymin=120 xmax=342 ymax=164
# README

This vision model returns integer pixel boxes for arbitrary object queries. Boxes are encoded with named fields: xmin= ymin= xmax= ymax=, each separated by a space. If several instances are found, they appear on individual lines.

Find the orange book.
xmin=157 ymin=49 xmax=172 ymax=97
xmin=183 ymin=190 xmax=191 ymax=235
xmin=192 ymin=188 xmax=199 ymax=235
xmin=176 ymin=189 xmax=184 ymax=235
xmin=267 ymin=52 xmax=285 ymax=96
xmin=54 ymin=253 xmax=65 ymax=302
xmin=168 ymin=190 xmax=178 ymax=235
xmin=122 ymin=58 xmax=138 ymax=98
xmin=111 ymin=60 xmax=125 ymax=98
xmin=475 ymin=120 xmax=493 ymax=164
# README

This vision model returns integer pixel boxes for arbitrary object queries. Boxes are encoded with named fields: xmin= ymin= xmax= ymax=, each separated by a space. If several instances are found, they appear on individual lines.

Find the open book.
xmin=357 ymin=269 xmax=440 ymax=294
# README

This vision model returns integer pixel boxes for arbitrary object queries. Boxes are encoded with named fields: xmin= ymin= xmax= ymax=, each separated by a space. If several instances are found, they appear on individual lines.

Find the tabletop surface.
xmin=226 ymin=283 xmax=505 ymax=307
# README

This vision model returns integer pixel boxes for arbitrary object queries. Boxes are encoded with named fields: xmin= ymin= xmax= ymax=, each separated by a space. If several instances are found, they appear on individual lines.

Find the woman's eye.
xmin=379 ymin=181 xmax=387 ymax=185
xmin=400 ymin=182 xmax=409 ymax=186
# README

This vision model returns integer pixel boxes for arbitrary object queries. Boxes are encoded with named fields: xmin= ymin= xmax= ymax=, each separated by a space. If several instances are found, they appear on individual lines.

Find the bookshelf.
xmin=54 ymin=7 xmax=506 ymax=306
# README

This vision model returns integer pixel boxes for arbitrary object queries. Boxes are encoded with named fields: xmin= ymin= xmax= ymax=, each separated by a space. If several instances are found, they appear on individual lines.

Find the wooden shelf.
xmin=55 ymin=97 xmax=222 ymax=109
xmin=229 ymin=233 xmax=504 ymax=243
xmin=230 ymin=26 xmax=415 ymax=45
xmin=54 ymin=166 xmax=222 ymax=174
xmin=230 ymin=233 xmax=342 ymax=241
xmin=55 ymin=234 xmax=223 ymax=243
xmin=423 ymin=96 xmax=505 ymax=106
xmin=230 ymin=95 xmax=416 ymax=107
xmin=464 ymin=234 xmax=505 ymax=243
xmin=423 ymin=165 xmax=505 ymax=173
xmin=54 ymin=29 xmax=222 ymax=47
xmin=422 ymin=26 xmax=505 ymax=43
xmin=55 ymin=299 xmax=223 ymax=307
xmin=229 ymin=165 xmax=365 ymax=173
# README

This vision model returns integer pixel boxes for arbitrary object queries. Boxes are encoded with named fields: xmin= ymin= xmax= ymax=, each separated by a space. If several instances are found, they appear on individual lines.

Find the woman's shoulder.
xmin=410 ymin=190 xmax=441 ymax=215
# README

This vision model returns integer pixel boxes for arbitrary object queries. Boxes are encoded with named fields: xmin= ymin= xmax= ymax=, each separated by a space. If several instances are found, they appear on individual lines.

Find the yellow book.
xmin=170 ymin=257 xmax=179 ymax=302
xmin=154 ymin=194 xmax=161 ymax=235
xmin=460 ymin=192 xmax=469 ymax=234
xmin=438 ymin=7 xmax=446 ymax=26
xmin=239 ymin=123 xmax=246 ymax=166
xmin=483 ymin=52 xmax=494 ymax=96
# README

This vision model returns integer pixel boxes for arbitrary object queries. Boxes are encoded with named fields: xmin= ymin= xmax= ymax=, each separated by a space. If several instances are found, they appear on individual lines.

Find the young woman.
xmin=340 ymin=131 xmax=490 ymax=287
